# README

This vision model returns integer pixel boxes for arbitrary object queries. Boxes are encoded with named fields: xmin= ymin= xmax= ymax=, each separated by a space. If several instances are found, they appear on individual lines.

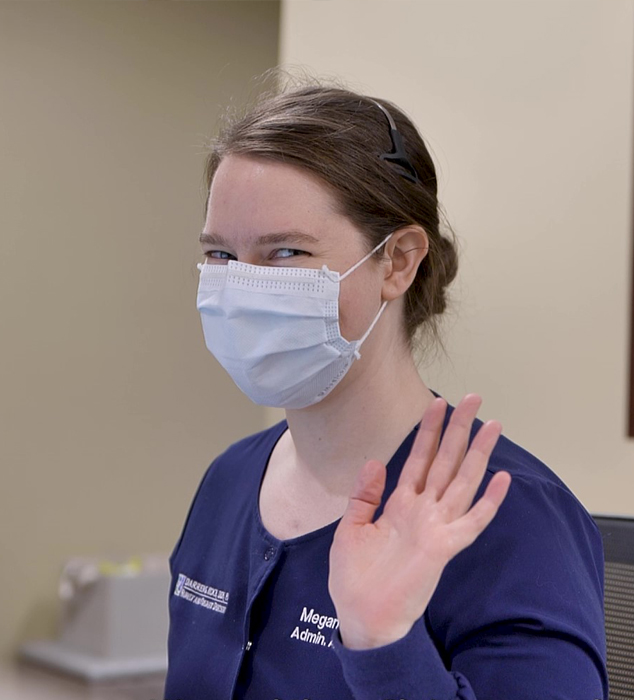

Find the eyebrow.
xmin=199 ymin=231 xmax=320 ymax=248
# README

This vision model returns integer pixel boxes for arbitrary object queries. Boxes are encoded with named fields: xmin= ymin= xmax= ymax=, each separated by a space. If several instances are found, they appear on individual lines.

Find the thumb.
xmin=341 ymin=460 xmax=387 ymax=528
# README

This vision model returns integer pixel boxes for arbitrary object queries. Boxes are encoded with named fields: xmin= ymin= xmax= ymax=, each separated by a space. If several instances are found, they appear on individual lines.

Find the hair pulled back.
xmin=204 ymin=73 xmax=458 ymax=350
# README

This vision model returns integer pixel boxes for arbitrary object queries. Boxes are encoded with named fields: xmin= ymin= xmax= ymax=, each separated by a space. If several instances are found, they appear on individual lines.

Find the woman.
xmin=164 ymin=81 xmax=608 ymax=699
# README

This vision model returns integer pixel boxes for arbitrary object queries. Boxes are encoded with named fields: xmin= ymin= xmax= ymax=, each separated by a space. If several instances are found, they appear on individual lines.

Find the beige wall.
xmin=2 ymin=0 xmax=633 ymax=668
xmin=279 ymin=0 xmax=634 ymax=513
xmin=0 ymin=1 xmax=278 ymax=661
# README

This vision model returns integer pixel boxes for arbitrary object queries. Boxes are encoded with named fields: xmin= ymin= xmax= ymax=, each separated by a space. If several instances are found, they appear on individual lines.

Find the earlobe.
xmin=382 ymin=225 xmax=428 ymax=301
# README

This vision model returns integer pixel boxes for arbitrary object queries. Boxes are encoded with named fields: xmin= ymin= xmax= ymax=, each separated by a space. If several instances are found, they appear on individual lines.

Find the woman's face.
xmin=201 ymin=154 xmax=389 ymax=345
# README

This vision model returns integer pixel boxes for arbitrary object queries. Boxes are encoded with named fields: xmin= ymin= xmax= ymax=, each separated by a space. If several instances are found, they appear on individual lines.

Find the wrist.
xmin=338 ymin=619 xmax=413 ymax=650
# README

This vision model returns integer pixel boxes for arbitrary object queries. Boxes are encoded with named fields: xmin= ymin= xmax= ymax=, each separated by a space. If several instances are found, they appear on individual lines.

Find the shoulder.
xmin=168 ymin=420 xmax=287 ymax=566
xmin=430 ymin=425 xmax=605 ymax=650
xmin=487 ymin=428 xmax=571 ymax=490
xmin=422 ymin=424 xmax=608 ymax=697
xmin=438 ymin=394 xmax=591 ymax=524
xmin=476 ymin=426 xmax=602 ymax=559
xmin=484 ymin=428 xmax=601 ymax=547
xmin=431 ymin=405 xmax=603 ymax=550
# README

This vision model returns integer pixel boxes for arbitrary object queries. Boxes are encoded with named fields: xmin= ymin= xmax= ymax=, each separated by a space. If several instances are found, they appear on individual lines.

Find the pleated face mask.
xmin=196 ymin=233 xmax=392 ymax=409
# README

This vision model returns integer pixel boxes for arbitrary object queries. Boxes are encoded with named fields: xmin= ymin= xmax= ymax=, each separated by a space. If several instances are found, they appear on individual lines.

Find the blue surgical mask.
xmin=196 ymin=233 xmax=392 ymax=409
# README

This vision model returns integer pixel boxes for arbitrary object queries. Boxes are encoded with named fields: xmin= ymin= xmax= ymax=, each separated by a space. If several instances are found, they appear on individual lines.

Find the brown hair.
xmin=203 ymin=73 xmax=458 ymax=351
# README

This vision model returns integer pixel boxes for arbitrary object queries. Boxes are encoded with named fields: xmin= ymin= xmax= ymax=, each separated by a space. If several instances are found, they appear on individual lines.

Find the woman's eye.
xmin=205 ymin=250 xmax=236 ymax=261
xmin=272 ymin=248 xmax=307 ymax=259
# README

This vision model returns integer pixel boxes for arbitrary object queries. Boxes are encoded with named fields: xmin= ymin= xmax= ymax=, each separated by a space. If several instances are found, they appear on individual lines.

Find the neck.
xmin=282 ymin=332 xmax=435 ymax=494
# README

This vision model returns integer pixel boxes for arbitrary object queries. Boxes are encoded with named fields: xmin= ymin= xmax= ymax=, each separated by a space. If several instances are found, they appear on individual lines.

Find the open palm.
xmin=328 ymin=394 xmax=512 ymax=650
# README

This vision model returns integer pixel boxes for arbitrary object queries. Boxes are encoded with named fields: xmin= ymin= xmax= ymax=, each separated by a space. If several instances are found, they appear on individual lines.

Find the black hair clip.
xmin=370 ymin=99 xmax=421 ymax=185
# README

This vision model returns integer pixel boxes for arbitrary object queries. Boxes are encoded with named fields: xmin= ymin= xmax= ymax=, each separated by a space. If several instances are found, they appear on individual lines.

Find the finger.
xmin=444 ymin=471 xmax=512 ymax=555
xmin=437 ymin=419 xmax=503 ymax=520
xmin=398 ymin=397 xmax=447 ymax=492
xmin=340 ymin=460 xmax=387 ymax=529
xmin=423 ymin=394 xmax=482 ymax=499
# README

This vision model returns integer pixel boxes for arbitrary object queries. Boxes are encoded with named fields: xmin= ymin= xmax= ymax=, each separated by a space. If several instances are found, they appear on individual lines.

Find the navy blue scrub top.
xmin=164 ymin=398 xmax=608 ymax=699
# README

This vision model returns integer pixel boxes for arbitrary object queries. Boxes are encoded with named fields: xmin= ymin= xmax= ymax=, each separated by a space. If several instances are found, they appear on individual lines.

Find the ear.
xmin=381 ymin=225 xmax=429 ymax=302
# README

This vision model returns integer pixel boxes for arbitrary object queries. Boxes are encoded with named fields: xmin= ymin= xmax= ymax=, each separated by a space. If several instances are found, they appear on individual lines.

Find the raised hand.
xmin=328 ymin=394 xmax=512 ymax=650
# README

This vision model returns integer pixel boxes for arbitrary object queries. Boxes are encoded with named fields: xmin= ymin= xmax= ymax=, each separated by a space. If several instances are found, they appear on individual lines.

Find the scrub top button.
xmin=264 ymin=547 xmax=276 ymax=561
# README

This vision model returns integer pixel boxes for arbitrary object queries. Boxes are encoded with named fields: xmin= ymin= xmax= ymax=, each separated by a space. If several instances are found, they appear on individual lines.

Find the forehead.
xmin=204 ymin=154 xmax=346 ymax=244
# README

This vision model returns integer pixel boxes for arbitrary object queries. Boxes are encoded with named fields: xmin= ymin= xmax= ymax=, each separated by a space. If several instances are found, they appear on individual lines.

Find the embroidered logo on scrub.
xmin=173 ymin=573 xmax=230 ymax=614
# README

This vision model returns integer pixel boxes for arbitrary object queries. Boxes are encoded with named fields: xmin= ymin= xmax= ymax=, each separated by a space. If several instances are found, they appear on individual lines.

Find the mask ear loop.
xmin=352 ymin=298 xmax=389 ymax=360
xmin=325 ymin=232 xmax=394 ymax=359
xmin=322 ymin=232 xmax=394 ymax=282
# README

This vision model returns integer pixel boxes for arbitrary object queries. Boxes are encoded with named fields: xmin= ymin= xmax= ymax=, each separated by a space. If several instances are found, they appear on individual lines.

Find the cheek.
xmin=337 ymin=272 xmax=384 ymax=341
